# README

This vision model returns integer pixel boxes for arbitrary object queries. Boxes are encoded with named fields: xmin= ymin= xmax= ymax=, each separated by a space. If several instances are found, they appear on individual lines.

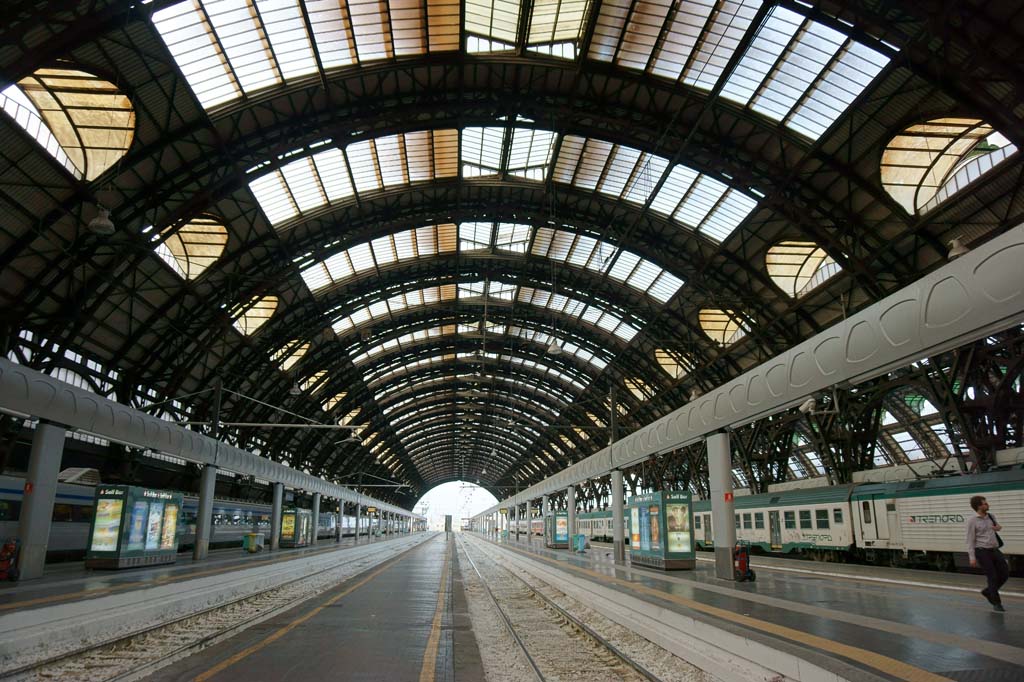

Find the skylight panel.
xmin=787 ymin=40 xmax=889 ymax=139
xmin=272 ymin=341 xmax=309 ymax=371
xmin=673 ymin=175 xmax=728 ymax=230
xmin=465 ymin=0 xmax=522 ymax=45
xmin=300 ymin=369 xmax=328 ymax=391
xmin=587 ymin=0 xmax=630 ymax=63
xmin=390 ymin=0 xmax=434 ymax=56
xmin=232 ymin=295 xmax=278 ymax=335
xmin=622 ymin=154 xmax=669 ymax=204
xmin=600 ymin=0 xmax=672 ymax=71
xmin=528 ymin=0 xmax=590 ymax=46
xmin=624 ymin=259 xmax=660 ymax=293
xmin=152 ymin=2 xmax=241 ymax=109
xmin=649 ymin=0 xmax=716 ymax=80
xmin=280 ymin=158 xmax=326 ymax=213
xmin=600 ymin=145 xmax=641 ymax=196
xmin=427 ymin=0 xmax=461 ymax=51
xmin=648 ymin=271 xmax=685 ymax=302
xmin=494 ymin=223 xmax=531 ymax=253
xmin=346 ymin=139 xmax=384 ymax=193
xmin=371 ymin=234 xmax=399 ymax=267
xmin=460 ymin=222 xmax=493 ymax=250
xmin=699 ymin=188 xmax=758 ymax=242
xmin=508 ymin=128 xmax=556 ymax=179
xmin=349 ymin=0 xmax=395 ymax=61
xmin=204 ymin=1 xmax=281 ymax=93
xmin=306 ymin=0 xmax=357 ymax=68
xmin=721 ymin=6 xmax=802 ymax=106
xmin=375 ymin=134 xmax=407 ymax=187
xmin=650 ymin=165 xmax=699 ymax=216
xmin=250 ymin=171 xmax=299 ymax=225
xmin=461 ymin=126 xmax=505 ymax=176
xmin=258 ymin=0 xmax=319 ymax=80
xmin=572 ymin=138 xmax=612 ymax=190
xmin=311 ymin=148 xmax=354 ymax=201
xmin=750 ymin=17 xmax=844 ymax=121
xmin=683 ymin=0 xmax=761 ymax=91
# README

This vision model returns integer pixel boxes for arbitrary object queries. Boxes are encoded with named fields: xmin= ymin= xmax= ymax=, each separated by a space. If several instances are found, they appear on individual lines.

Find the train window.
xmin=833 ymin=508 xmax=843 ymax=524
xmin=0 ymin=500 xmax=21 ymax=521
xmin=862 ymin=501 xmax=872 ymax=524
xmin=816 ymin=510 xmax=830 ymax=529
xmin=886 ymin=502 xmax=896 ymax=512
xmin=742 ymin=513 xmax=752 ymax=529
xmin=754 ymin=512 xmax=764 ymax=529
xmin=734 ymin=514 xmax=740 ymax=529
xmin=52 ymin=503 xmax=74 ymax=522
xmin=694 ymin=515 xmax=701 ymax=529
xmin=784 ymin=511 xmax=795 ymax=529
xmin=799 ymin=510 xmax=812 ymax=529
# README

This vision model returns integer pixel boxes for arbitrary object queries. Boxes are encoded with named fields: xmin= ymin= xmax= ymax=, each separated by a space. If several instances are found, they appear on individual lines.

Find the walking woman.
xmin=967 ymin=495 xmax=1008 ymax=612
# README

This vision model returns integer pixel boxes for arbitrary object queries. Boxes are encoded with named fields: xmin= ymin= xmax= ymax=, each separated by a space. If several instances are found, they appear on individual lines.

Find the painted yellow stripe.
xmin=497 ymin=541 xmax=950 ymax=682
xmin=192 ymin=545 xmax=412 ymax=682
xmin=418 ymin=537 xmax=451 ymax=682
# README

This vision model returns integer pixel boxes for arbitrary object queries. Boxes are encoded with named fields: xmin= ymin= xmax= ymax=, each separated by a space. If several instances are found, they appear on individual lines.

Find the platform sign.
xmin=627 ymin=491 xmax=695 ymax=570
xmin=86 ymin=485 xmax=183 ymax=569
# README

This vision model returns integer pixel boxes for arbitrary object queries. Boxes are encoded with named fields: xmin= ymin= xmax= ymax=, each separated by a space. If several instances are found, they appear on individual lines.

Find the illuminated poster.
xmin=282 ymin=513 xmax=296 ymax=539
xmin=127 ymin=500 xmax=148 ymax=552
xmin=639 ymin=505 xmax=651 ymax=551
xmin=90 ymin=499 xmax=124 ymax=552
xmin=555 ymin=516 xmax=568 ymax=541
xmin=146 ymin=502 xmax=164 ymax=550
xmin=650 ymin=505 xmax=661 ymax=549
xmin=160 ymin=504 xmax=179 ymax=550
xmin=630 ymin=507 xmax=640 ymax=548
xmin=666 ymin=503 xmax=691 ymax=553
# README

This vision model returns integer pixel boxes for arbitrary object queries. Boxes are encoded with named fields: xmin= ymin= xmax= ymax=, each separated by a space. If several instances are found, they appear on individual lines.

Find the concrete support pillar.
xmin=525 ymin=500 xmax=533 ymax=542
xmin=311 ymin=492 xmax=321 ymax=546
xmin=512 ymin=504 xmax=519 ymax=541
xmin=336 ymin=502 xmax=343 ymax=542
xmin=270 ymin=482 xmax=284 ymax=551
xmin=355 ymin=503 xmax=362 ymax=544
xmin=708 ymin=431 xmax=737 ymax=580
xmin=193 ymin=463 xmax=218 ymax=561
xmin=542 ymin=495 xmax=549 ymax=517
xmin=17 ymin=421 xmax=66 ymax=580
xmin=566 ymin=486 xmax=576 ymax=545
xmin=611 ymin=468 xmax=626 ymax=564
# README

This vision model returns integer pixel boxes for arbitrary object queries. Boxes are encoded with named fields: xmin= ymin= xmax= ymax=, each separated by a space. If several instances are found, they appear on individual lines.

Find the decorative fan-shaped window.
xmin=699 ymin=309 xmax=749 ymax=346
xmin=655 ymin=349 xmax=693 ymax=379
xmin=881 ymin=118 xmax=1017 ymax=215
xmin=624 ymin=377 xmax=654 ymax=401
xmin=0 ymin=67 xmax=134 ymax=181
xmin=156 ymin=215 xmax=228 ymax=280
xmin=322 ymin=392 xmax=347 ymax=410
xmin=765 ymin=241 xmax=841 ymax=298
xmin=232 ymin=295 xmax=278 ymax=335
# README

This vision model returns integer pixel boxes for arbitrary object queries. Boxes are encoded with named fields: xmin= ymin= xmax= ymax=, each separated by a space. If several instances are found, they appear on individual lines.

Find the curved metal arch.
xmin=388 ymin=391 xmax=566 ymax=439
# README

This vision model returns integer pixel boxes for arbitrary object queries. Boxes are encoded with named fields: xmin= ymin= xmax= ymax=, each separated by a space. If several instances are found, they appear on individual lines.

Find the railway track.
xmin=457 ymin=534 xmax=661 ymax=682
xmin=2 ymin=537 xmax=424 ymax=682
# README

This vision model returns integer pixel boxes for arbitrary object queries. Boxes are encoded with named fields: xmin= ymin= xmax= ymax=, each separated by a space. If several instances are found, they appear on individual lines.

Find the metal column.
xmin=708 ymin=431 xmax=737 ymax=580
xmin=270 ymin=482 xmax=283 ymax=551
xmin=311 ymin=492 xmax=321 ymax=546
xmin=525 ymin=500 xmax=533 ymax=543
xmin=355 ymin=502 xmax=362 ymax=544
xmin=611 ymin=469 xmax=626 ymax=564
xmin=17 ymin=421 xmax=66 ymax=580
xmin=566 ymin=486 xmax=576 ymax=545
xmin=193 ymin=464 xmax=218 ymax=561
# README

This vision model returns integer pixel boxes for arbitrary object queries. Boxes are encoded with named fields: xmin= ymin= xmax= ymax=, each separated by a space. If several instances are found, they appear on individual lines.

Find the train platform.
xmin=144 ymin=533 xmax=482 ymax=682
xmin=0 ymin=534 xmax=386 ymax=613
xmin=490 ymin=533 xmax=1024 ymax=682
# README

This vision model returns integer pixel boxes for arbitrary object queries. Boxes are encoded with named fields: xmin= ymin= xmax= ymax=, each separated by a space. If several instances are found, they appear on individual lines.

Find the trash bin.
xmin=243 ymin=533 xmax=265 ymax=553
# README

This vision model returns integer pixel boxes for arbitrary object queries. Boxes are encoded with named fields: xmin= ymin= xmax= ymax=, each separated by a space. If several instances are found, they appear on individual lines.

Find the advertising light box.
xmin=280 ymin=508 xmax=313 ymax=548
xmin=544 ymin=511 xmax=569 ymax=548
xmin=627 ymin=491 xmax=695 ymax=570
xmin=85 ymin=485 xmax=183 ymax=569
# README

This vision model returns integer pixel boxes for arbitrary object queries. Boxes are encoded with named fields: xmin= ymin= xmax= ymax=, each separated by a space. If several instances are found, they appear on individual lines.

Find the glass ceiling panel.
xmin=517 ymin=285 xmax=640 ymax=341
xmin=232 ymin=295 xmax=278 ymax=335
xmin=465 ymin=0 xmax=522 ymax=45
xmin=528 ymin=0 xmax=590 ymax=51
xmin=301 ymin=224 xmax=457 ymax=294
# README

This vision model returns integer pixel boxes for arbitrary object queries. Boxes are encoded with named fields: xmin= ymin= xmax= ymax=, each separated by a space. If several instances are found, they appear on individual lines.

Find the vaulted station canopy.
xmin=1 ymin=0 xmax=1021 ymax=508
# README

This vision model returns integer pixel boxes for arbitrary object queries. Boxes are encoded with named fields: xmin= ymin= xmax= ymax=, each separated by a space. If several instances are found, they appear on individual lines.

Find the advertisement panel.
xmin=127 ymin=500 xmax=148 ymax=552
xmin=666 ymin=502 xmax=691 ymax=553
xmin=650 ymin=505 xmax=661 ymax=550
xmin=90 ymin=498 xmax=124 ymax=552
xmin=282 ymin=513 xmax=296 ymax=540
xmin=160 ymin=504 xmax=179 ymax=550
xmin=639 ymin=505 xmax=651 ymax=551
xmin=555 ymin=516 xmax=568 ymax=541
xmin=145 ymin=502 xmax=164 ymax=550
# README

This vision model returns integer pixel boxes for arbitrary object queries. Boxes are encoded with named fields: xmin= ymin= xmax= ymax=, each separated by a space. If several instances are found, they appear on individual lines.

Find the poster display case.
xmin=544 ymin=512 xmax=569 ymax=548
xmin=627 ymin=491 xmax=695 ymax=570
xmin=279 ymin=507 xmax=313 ymax=548
xmin=85 ymin=485 xmax=183 ymax=569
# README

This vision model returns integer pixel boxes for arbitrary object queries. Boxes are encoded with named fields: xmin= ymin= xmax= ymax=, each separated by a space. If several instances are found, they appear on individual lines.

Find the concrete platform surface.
xmin=493 ymin=533 xmax=1024 ymax=682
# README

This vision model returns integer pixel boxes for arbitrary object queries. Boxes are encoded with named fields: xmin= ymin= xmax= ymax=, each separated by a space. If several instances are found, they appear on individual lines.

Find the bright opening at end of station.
xmin=414 ymin=481 xmax=497 ymax=532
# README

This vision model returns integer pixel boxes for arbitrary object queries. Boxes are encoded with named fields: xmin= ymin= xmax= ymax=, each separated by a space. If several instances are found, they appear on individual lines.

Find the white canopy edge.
xmin=475 ymin=221 xmax=1024 ymax=519
xmin=0 ymin=359 xmax=420 ymax=519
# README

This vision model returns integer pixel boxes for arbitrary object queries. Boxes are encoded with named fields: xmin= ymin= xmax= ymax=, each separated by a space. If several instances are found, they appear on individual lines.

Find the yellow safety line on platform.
xmin=0 ymin=541 xmax=352 ymax=612
xmin=192 ymin=542 xmax=417 ymax=682
xmin=418 ymin=536 xmax=451 ymax=682
xmin=497 ymin=541 xmax=950 ymax=682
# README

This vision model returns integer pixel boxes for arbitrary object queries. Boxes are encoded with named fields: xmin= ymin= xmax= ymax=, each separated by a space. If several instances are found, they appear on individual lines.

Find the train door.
xmin=875 ymin=497 xmax=892 ymax=541
xmin=860 ymin=499 xmax=877 ymax=541
xmin=704 ymin=514 xmax=713 ymax=545
xmin=769 ymin=511 xmax=782 ymax=550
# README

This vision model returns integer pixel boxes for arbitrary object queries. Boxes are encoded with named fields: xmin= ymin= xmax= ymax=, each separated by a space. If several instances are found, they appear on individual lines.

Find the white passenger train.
xmin=0 ymin=474 xmax=370 ymax=561
xmin=522 ymin=469 xmax=1024 ymax=572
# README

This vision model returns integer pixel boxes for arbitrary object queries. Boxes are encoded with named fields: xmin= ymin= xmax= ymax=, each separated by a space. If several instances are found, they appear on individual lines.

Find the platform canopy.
xmin=1 ymin=0 xmax=1023 ymax=508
